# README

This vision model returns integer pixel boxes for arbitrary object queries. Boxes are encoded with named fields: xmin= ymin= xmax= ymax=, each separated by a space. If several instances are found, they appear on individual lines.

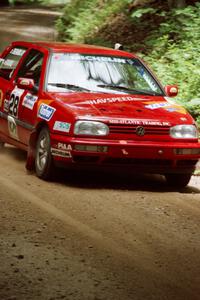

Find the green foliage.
xmin=9 ymin=0 xmax=66 ymax=4
xmin=131 ymin=7 xmax=157 ymax=18
xmin=56 ymin=1 xmax=200 ymax=124
xmin=139 ymin=3 xmax=200 ymax=121
xmin=41 ymin=0 xmax=68 ymax=3
xmin=56 ymin=0 xmax=129 ymax=43
xmin=185 ymin=101 xmax=200 ymax=127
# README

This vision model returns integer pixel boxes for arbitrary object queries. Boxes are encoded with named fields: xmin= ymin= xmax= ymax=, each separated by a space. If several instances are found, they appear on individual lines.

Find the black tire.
xmin=165 ymin=173 xmax=192 ymax=188
xmin=35 ymin=127 xmax=54 ymax=180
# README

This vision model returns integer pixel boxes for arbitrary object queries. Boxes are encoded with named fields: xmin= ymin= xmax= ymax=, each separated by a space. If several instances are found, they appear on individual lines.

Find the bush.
xmin=185 ymin=101 xmax=200 ymax=127
xmin=140 ymin=3 xmax=200 ymax=105
xmin=56 ymin=0 xmax=130 ymax=43
xmin=56 ymin=1 xmax=200 ymax=125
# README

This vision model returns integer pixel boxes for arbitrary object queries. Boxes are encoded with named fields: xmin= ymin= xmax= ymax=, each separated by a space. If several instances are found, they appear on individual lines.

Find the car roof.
xmin=12 ymin=41 xmax=136 ymax=58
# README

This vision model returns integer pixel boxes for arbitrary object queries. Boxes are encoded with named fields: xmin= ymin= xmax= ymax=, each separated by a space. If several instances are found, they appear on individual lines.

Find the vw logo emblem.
xmin=136 ymin=126 xmax=145 ymax=136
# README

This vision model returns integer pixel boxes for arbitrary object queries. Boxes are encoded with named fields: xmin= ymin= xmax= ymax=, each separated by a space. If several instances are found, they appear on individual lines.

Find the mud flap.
xmin=26 ymin=146 xmax=35 ymax=171
xmin=26 ymin=130 xmax=37 ymax=171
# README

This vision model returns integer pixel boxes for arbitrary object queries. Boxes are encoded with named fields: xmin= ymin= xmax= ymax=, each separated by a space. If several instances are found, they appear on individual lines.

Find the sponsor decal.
xmin=0 ymin=90 xmax=3 ymax=107
xmin=10 ymin=48 xmax=26 ymax=56
xmin=77 ymin=96 xmax=143 ymax=106
xmin=67 ymin=144 xmax=72 ymax=151
xmin=3 ymin=59 xmax=15 ymax=67
xmin=38 ymin=104 xmax=56 ymax=121
xmin=22 ymin=93 xmax=38 ymax=110
xmin=165 ymin=107 xmax=177 ymax=112
xmin=9 ymin=87 xmax=24 ymax=117
xmin=166 ymin=106 xmax=187 ymax=114
xmin=51 ymin=148 xmax=72 ymax=158
xmin=145 ymin=102 xmax=170 ymax=110
xmin=8 ymin=115 xmax=19 ymax=140
xmin=144 ymin=101 xmax=187 ymax=114
xmin=4 ymin=99 xmax=9 ymax=112
xmin=54 ymin=53 xmax=132 ymax=64
xmin=57 ymin=143 xmax=72 ymax=151
xmin=53 ymin=121 xmax=71 ymax=133
xmin=109 ymin=119 xmax=170 ymax=126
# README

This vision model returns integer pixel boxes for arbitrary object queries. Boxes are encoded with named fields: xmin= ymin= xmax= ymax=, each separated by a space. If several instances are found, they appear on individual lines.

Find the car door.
xmin=13 ymin=49 xmax=44 ymax=145
xmin=0 ymin=48 xmax=45 ymax=147
xmin=0 ymin=46 xmax=27 ymax=142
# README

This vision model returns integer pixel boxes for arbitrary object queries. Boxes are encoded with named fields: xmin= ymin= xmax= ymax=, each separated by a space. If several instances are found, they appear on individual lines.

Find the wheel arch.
xmin=30 ymin=121 xmax=50 ymax=149
xmin=26 ymin=121 xmax=50 ymax=170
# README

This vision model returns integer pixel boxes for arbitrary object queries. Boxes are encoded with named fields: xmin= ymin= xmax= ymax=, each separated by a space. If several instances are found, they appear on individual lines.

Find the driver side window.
xmin=16 ymin=49 xmax=44 ymax=89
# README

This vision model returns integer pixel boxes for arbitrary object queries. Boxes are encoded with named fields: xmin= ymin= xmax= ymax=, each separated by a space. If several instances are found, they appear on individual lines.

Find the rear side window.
xmin=0 ymin=47 xmax=26 ymax=80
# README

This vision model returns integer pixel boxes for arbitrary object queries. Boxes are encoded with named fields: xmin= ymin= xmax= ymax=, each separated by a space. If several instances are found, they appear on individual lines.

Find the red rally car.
xmin=0 ymin=41 xmax=199 ymax=187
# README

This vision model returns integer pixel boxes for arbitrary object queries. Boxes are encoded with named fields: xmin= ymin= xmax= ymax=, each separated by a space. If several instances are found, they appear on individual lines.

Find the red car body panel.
xmin=0 ymin=41 xmax=199 ymax=178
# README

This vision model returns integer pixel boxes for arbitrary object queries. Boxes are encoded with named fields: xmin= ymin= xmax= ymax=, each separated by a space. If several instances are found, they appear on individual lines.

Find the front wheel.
xmin=35 ymin=127 xmax=54 ymax=180
xmin=165 ymin=173 xmax=192 ymax=188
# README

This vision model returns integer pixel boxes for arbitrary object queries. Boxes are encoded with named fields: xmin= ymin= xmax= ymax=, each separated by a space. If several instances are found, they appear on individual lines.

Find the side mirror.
xmin=17 ymin=77 xmax=36 ymax=91
xmin=165 ymin=85 xmax=178 ymax=97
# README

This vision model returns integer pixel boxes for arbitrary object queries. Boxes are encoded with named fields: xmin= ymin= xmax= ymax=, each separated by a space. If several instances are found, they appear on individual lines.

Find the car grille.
xmin=109 ymin=124 xmax=170 ymax=135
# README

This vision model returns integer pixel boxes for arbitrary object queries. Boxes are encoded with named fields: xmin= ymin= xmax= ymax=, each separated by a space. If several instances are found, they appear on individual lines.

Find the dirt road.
xmin=0 ymin=5 xmax=60 ymax=52
xmin=0 ymin=145 xmax=200 ymax=300
xmin=0 ymin=6 xmax=200 ymax=300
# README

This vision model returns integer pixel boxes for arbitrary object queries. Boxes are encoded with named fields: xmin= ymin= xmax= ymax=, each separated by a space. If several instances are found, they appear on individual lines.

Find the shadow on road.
xmin=2 ymin=145 xmax=199 ymax=194
xmin=56 ymin=168 xmax=200 ymax=194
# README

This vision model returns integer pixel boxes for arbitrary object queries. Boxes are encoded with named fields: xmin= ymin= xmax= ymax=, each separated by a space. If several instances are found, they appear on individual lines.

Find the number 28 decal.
xmin=9 ymin=87 xmax=24 ymax=117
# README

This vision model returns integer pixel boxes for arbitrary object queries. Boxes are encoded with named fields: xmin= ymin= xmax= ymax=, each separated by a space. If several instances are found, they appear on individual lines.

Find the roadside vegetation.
xmin=1 ymin=0 xmax=199 ymax=126
xmin=56 ymin=0 xmax=200 ymax=126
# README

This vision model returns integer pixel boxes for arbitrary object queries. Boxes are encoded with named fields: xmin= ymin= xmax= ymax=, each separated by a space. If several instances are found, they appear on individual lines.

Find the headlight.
xmin=170 ymin=125 xmax=198 ymax=139
xmin=74 ymin=121 xmax=109 ymax=136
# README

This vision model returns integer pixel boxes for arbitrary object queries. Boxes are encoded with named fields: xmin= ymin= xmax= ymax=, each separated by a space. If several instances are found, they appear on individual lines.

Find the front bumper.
xmin=50 ymin=134 xmax=200 ymax=174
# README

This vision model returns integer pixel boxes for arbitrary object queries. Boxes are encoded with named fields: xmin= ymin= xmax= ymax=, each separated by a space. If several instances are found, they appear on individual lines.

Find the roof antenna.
xmin=114 ymin=43 xmax=124 ymax=50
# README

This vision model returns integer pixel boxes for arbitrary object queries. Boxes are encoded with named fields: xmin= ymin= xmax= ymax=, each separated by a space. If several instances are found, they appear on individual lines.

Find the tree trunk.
xmin=168 ymin=0 xmax=186 ymax=8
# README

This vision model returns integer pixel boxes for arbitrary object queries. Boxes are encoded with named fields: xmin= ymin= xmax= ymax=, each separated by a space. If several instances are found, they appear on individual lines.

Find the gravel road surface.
xmin=0 ymin=6 xmax=200 ymax=300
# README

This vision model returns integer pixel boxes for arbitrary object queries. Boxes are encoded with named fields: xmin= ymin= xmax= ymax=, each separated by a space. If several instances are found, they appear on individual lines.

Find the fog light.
xmin=174 ymin=148 xmax=200 ymax=155
xmin=74 ymin=144 xmax=108 ymax=152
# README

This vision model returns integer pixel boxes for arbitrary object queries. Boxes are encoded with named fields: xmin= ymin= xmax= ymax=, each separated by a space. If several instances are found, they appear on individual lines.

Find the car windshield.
xmin=46 ymin=53 xmax=164 ymax=96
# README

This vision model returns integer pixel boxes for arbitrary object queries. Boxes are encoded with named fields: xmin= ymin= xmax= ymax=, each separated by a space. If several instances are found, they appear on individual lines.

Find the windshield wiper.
xmin=97 ymin=84 xmax=161 ymax=96
xmin=48 ymin=83 xmax=92 ymax=92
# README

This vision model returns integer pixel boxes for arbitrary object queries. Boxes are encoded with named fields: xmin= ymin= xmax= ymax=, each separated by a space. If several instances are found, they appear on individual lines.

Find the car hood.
xmin=49 ymin=92 xmax=193 ymax=126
